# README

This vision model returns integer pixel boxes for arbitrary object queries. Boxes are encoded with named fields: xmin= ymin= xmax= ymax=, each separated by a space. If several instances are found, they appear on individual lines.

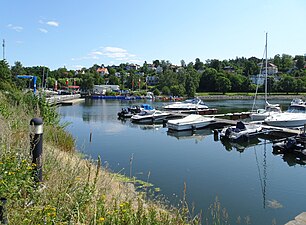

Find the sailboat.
xmin=250 ymin=33 xmax=282 ymax=121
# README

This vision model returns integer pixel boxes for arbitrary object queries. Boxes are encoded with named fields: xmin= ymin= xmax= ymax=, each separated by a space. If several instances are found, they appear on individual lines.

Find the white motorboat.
xmin=167 ymin=114 xmax=215 ymax=131
xmin=250 ymin=102 xmax=282 ymax=121
xmin=250 ymin=33 xmax=282 ymax=121
xmin=291 ymin=98 xmax=305 ymax=105
xmin=264 ymin=104 xmax=306 ymax=127
xmin=220 ymin=121 xmax=262 ymax=141
xmin=163 ymin=98 xmax=208 ymax=111
xmin=131 ymin=110 xmax=170 ymax=123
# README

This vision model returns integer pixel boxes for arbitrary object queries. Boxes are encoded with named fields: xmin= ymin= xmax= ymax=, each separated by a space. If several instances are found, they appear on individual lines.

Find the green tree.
xmin=0 ymin=60 xmax=12 ymax=81
xmin=295 ymin=55 xmax=305 ymax=70
xmin=194 ymin=58 xmax=204 ymax=71
xmin=80 ymin=73 xmax=94 ymax=91
xmin=161 ymin=86 xmax=170 ymax=95
xmin=0 ymin=60 xmax=13 ymax=90
xmin=273 ymin=54 xmax=281 ymax=69
xmin=11 ymin=61 xmax=27 ymax=89
xmin=199 ymin=68 xmax=218 ymax=91
xmin=295 ymin=78 xmax=305 ymax=94
xmin=108 ymin=68 xmax=116 ymax=75
xmin=108 ymin=75 xmax=119 ymax=85
xmin=207 ymin=59 xmax=222 ymax=71
xmin=170 ymin=85 xmax=185 ymax=97
xmin=278 ymin=74 xmax=296 ymax=94
xmin=244 ymin=60 xmax=259 ymax=76
xmin=216 ymin=76 xmax=231 ymax=94
xmin=185 ymin=75 xmax=196 ymax=97
xmin=180 ymin=60 xmax=186 ymax=68
xmin=281 ymin=54 xmax=294 ymax=72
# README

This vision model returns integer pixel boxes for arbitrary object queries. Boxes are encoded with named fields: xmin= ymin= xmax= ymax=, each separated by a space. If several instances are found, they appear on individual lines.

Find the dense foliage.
xmin=1 ymin=53 xmax=305 ymax=97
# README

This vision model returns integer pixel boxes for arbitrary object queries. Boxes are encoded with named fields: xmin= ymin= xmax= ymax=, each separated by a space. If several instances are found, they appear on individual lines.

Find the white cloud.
xmin=72 ymin=46 xmax=141 ymax=64
xmin=98 ymin=47 xmax=137 ymax=61
xmin=7 ymin=24 xmax=23 ymax=32
xmin=46 ymin=21 xmax=59 ymax=27
xmin=39 ymin=28 xmax=48 ymax=33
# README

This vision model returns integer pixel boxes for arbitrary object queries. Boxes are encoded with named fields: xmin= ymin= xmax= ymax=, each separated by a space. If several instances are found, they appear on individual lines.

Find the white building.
xmin=93 ymin=85 xmax=120 ymax=94
xmin=258 ymin=62 xmax=278 ymax=75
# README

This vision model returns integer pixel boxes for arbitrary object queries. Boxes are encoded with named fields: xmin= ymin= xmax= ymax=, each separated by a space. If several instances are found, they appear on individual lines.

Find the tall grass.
xmin=0 ymin=91 xmax=202 ymax=224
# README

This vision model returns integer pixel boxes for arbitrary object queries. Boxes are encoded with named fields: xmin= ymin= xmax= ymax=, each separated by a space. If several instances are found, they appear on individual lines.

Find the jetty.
xmin=46 ymin=94 xmax=83 ymax=105
xmin=61 ymin=98 xmax=85 ymax=106
xmin=285 ymin=212 xmax=306 ymax=225
xmin=164 ymin=111 xmax=304 ymax=138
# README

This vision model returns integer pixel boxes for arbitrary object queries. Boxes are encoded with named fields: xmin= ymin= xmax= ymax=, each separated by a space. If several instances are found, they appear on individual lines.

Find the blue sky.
xmin=1 ymin=0 xmax=306 ymax=70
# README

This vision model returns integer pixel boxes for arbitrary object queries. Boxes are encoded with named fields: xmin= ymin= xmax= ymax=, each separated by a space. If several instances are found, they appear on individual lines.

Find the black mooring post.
xmin=30 ymin=118 xmax=43 ymax=183
xmin=0 ymin=197 xmax=7 ymax=224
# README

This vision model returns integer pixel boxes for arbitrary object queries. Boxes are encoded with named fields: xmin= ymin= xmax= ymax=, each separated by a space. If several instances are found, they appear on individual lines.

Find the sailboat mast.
xmin=265 ymin=33 xmax=268 ymax=105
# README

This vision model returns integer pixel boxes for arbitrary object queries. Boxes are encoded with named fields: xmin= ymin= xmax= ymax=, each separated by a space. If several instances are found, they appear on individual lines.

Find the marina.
xmin=58 ymin=98 xmax=306 ymax=225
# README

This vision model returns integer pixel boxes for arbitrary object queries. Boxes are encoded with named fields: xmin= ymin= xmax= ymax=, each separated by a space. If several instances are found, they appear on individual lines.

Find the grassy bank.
xmin=0 ymin=91 xmax=205 ymax=224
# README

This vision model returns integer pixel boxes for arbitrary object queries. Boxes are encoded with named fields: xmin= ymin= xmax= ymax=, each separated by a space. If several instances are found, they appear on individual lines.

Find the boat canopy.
xmin=141 ymin=104 xmax=154 ymax=110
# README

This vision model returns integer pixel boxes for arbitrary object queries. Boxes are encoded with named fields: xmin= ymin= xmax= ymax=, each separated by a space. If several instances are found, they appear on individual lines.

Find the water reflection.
xmin=167 ymin=128 xmax=212 ymax=142
xmin=58 ymin=98 xmax=306 ymax=225
xmin=220 ymin=137 xmax=261 ymax=152
xmin=117 ymin=118 xmax=164 ymax=131
xmin=276 ymin=152 xmax=306 ymax=166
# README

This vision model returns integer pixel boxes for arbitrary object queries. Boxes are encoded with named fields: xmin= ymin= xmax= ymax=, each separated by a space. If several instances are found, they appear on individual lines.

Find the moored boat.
xmin=163 ymin=98 xmax=208 ymax=111
xmin=220 ymin=121 xmax=262 ymax=141
xmin=272 ymin=137 xmax=306 ymax=160
xmin=167 ymin=114 xmax=215 ymax=131
xmin=131 ymin=110 xmax=170 ymax=124
xmin=117 ymin=105 xmax=141 ymax=118
xmin=264 ymin=103 xmax=306 ymax=127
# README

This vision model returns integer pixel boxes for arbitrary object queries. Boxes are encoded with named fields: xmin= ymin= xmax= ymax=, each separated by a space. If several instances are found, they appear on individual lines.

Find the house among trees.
xmin=258 ymin=62 xmax=278 ymax=75
xmin=125 ymin=64 xmax=140 ymax=71
xmin=147 ymin=64 xmax=156 ymax=71
xmin=146 ymin=76 xmax=159 ymax=85
xmin=250 ymin=62 xmax=279 ymax=85
xmin=156 ymin=65 xmax=163 ymax=74
xmin=223 ymin=66 xmax=235 ymax=73
xmin=97 ymin=67 xmax=109 ymax=76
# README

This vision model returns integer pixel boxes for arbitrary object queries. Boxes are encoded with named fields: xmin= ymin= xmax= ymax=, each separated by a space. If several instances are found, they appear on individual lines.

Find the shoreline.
xmin=197 ymin=94 xmax=305 ymax=100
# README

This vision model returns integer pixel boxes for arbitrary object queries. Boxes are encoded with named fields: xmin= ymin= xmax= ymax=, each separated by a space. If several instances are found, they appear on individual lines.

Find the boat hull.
xmin=220 ymin=124 xmax=262 ymax=141
xmin=265 ymin=113 xmax=306 ymax=127
xmin=167 ymin=115 xmax=214 ymax=131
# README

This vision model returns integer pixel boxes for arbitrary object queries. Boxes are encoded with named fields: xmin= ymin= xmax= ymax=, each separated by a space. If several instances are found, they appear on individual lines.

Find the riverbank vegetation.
xmin=1 ymin=53 xmax=305 ymax=98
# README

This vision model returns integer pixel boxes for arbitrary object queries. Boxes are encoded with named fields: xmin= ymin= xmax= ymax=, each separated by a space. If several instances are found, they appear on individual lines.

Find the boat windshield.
xmin=287 ymin=105 xmax=306 ymax=113
xmin=183 ymin=98 xmax=206 ymax=105
xmin=138 ymin=110 xmax=154 ymax=116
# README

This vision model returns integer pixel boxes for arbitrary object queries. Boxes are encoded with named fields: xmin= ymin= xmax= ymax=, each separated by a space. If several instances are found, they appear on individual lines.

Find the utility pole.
xmin=2 ymin=39 xmax=5 ymax=60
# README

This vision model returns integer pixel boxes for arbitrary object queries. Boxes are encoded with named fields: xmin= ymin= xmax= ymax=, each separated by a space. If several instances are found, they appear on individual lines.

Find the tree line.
xmin=0 ymin=53 xmax=305 ymax=96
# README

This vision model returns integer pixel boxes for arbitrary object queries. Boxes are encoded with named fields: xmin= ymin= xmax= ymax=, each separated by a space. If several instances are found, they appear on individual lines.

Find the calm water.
xmin=58 ymin=98 xmax=306 ymax=225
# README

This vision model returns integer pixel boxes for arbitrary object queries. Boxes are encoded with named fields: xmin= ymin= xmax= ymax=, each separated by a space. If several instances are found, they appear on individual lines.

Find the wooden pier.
xmin=285 ymin=212 xmax=306 ymax=225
